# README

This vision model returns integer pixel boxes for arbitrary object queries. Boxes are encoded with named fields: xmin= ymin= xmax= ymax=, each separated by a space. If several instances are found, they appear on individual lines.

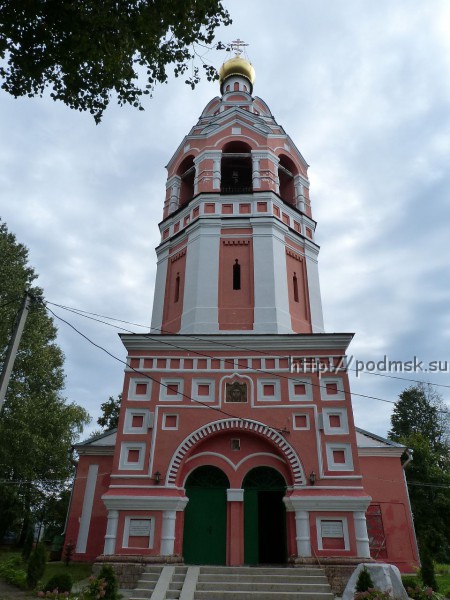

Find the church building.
xmin=65 ymin=49 xmax=419 ymax=573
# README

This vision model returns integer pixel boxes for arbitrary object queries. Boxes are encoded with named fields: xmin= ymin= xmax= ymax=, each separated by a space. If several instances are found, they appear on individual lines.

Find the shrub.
xmin=407 ymin=585 xmax=445 ymax=600
xmin=22 ymin=526 xmax=35 ymax=562
xmin=79 ymin=576 xmax=107 ymax=600
xmin=354 ymin=590 xmax=392 ymax=600
xmin=97 ymin=565 xmax=119 ymax=600
xmin=356 ymin=566 xmax=375 ymax=593
xmin=44 ymin=573 xmax=73 ymax=593
xmin=420 ymin=548 xmax=438 ymax=591
xmin=26 ymin=543 xmax=47 ymax=589
xmin=62 ymin=542 xmax=74 ymax=567
xmin=0 ymin=557 xmax=27 ymax=588
xmin=402 ymin=575 xmax=419 ymax=590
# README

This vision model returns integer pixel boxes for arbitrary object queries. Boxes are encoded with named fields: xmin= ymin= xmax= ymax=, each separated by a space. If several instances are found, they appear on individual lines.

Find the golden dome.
xmin=219 ymin=56 xmax=256 ymax=89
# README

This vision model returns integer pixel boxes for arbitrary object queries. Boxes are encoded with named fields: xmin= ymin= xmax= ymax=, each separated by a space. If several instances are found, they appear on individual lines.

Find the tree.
xmin=0 ymin=220 xmax=90 ymax=541
xmin=97 ymin=393 xmax=122 ymax=431
xmin=388 ymin=384 xmax=450 ymax=560
xmin=0 ymin=0 xmax=232 ymax=123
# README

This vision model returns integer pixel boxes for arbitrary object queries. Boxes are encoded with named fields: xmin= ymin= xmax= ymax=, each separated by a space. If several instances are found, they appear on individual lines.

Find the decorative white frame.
xmin=123 ymin=409 xmax=153 ymax=434
xmin=322 ymin=408 xmax=349 ymax=435
xmin=162 ymin=414 xmax=179 ymax=430
xmin=288 ymin=377 xmax=313 ymax=402
xmin=320 ymin=377 xmax=345 ymax=401
xmin=119 ymin=442 xmax=146 ymax=471
xmin=128 ymin=378 xmax=152 ymax=401
xmin=292 ymin=413 xmax=310 ymax=430
xmin=191 ymin=378 xmax=215 ymax=403
xmin=326 ymin=443 xmax=354 ymax=471
xmin=257 ymin=378 xmax=281 ymax=402
xmin=316 ymin=517 xmax=349 ymax=551
xmin=122 ymin=516 xmax=155 ymax=549
xmin=159 ymin=378 xmax=184 ymax=402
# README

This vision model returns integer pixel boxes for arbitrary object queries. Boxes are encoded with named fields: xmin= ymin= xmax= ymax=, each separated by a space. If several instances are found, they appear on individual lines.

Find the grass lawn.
xmin=436 ymin=563 xmax=450 ymax=596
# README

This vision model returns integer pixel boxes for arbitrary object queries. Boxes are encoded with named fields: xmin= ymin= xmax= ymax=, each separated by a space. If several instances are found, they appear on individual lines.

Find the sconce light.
xmin=309 ymin=471 xmax=316 ymax=486
xmin=153 ymin=471 xmax=162 ymax=485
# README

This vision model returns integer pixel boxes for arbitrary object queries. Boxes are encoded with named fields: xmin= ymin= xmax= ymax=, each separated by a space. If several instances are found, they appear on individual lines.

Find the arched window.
xmin=293 ymin=272 xmax=299 ymax=303
xmin=177 ymin=155 xmax=195 ymax=207
xmin=221 ymin=141 xmax=253 ymax=195
xmin=174 ymin=273 xmax=180 ymax=303
xmin=278 ymin=154 xmax=297 ymax=206
xmin=233 ymin=260 xmax=241 ymax=290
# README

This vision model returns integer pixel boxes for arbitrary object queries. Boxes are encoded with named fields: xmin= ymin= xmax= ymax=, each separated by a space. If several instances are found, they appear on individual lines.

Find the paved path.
xmin=0 ymin=579 xmax=33 ymax=599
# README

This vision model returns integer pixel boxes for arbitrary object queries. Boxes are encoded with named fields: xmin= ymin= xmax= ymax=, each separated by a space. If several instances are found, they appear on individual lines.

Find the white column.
xmin=295 ymin=510 xmax=312 ymax=557
xmin=304 ymin=243 xmax=325 ymax=333
xmin=169 ymin=177 xmax=181 ymax=213
xmin=103 ymin=510 xmax=119 ymax=555
xmin=294 ymin=175 xmax=305 ymax=212
xmin=251 ymin=154 xmax=261 ymax=189
xmin=150 ymin=246 xmax=170 ymax=333
xmin=161 ymin=510 xmax=177 ymax=556
xmin=354 ymin=511 xmax=371 ymax=558
xmin=193 ymin=156 xmax=200 ymax=195
xmin=75 ymin=464 xmax=98 ymax=553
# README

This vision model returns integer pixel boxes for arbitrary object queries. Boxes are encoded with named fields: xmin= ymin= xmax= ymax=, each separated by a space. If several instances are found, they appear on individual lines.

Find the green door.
xmin=243 ymin=467 xmax=287 ymax=564
xmin=183 ymin=466 xmax=229 ymax=565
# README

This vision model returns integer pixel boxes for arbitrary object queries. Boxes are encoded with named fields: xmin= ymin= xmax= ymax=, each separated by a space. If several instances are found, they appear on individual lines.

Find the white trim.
xmin=288 ymin=377 xmax=313 ymax=402
xmin=159 ymin=378 xmax=184 ymax=402
xmin=76 ymin=464 xmax=98 ymax=553
xmin=123 ymin=409 xmax=153 ymax=434
xmin=128 ymin=378 xmax=152 ymax=401
xmin=122 ymin=516 xmax=155 ymax=549
xmin=316 ymin=517 xmax=349 ymax=551
xmin=326 ymin=443 xmax=354 ymax=471
xmin=322 ymin=408 xmax=349 ymax=435
xmin=191 ymin=378 xmax=216 ymax=403
xmin=102 ymin=496 xmax=189 ymax=511
xmin=257 ymin=378 xmax=281 ymax=402
xmin=162 ymin=413 xmax=179 ymax=430
xmin=119 ymin=442 xmax=146 ymax=471
xmin=320 ymin=377 xmax=345 ymax=401
xmin=284 ymin=495 xmax=371 ymax=512
xmin=227 ymin=488 xmax=244 ymax=502
xmin=292 ymin=413 xmax=310 ymax=430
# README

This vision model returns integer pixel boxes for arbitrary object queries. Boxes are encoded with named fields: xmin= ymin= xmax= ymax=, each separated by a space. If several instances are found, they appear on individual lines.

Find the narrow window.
xmin=293 ymin=272 xmax=299 ymax=302
xmin=234 ymin=82 xmax=239 ymax=91
xmin=233 ymin=260 xmax=241 ymax=290
xmin=174 ymin=273 xmax=180 ymax=303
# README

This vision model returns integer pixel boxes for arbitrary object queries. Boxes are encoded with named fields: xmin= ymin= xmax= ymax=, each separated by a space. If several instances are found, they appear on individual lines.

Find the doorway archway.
xmin=183 ymin=465 xmax=229 ymax=565
xmin=243 ymin=466 xmax=287 ymax=564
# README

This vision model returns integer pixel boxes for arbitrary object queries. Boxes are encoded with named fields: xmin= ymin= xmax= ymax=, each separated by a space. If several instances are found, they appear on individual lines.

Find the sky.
xmin=1 ymin=0 xmax=450 ymax=439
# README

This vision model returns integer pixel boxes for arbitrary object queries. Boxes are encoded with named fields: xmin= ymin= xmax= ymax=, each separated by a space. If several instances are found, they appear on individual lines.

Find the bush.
xmin=402 ymin=575 xmax=419 ymax=590
xmin=406 ymin=585 xmax=445 ymax=599
xmin=62 ymin=542 xmax=74 ymax=567
xmin=420 ymin=548 xmax=438 ymax=591
xmin=97 ymin=565 xmax=119 ymax=600
xmin=354 ymin=591 xmax=391 ymax=600
xmin=355 ymin=566 xmax=375 ymax=593
xmin=44 ymin=573 xmax=73 ymax=593
xmin=0 ymin=556 xmax=27 ymax=588
xmin=26 ymin=543 xmax=47 ymax=589
xmin=21 ymin=526 xmax=35 ymax=562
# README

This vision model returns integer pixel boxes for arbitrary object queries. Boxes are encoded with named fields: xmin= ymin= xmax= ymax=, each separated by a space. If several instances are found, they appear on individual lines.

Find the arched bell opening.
xmin=183 ymin=465 xmax=229 ymax=565
xmin=278 ymin=154 xmax=298 ymax=206
xmin=242 ymin=466 xmax=287 ymax=564
xmin=177 ymin=155 xmax=195 ymax=207
xmin=221 ymin=141 xmax=253 ymax=195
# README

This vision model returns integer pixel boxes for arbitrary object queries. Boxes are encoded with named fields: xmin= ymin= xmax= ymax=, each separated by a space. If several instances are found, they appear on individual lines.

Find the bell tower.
xmin=150 ymin=46 xmax=324 ymax=336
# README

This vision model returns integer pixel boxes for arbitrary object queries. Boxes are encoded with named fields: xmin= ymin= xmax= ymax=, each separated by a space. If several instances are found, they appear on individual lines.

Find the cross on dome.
xmin=230 ymin=38 xmax=249 ymax=57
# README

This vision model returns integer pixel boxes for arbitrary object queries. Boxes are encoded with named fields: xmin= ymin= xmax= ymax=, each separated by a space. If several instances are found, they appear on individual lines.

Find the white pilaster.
xmin=180 ymin=220 xmax=220 ymax=333
xmin=354 ymin=511 xmax=371 ymax=558
xmin=252 ymin=220 xmax=293 ymax=333
xmin=103 ymin=509 xmax=119 ymax=555
xmin=161 ymin=510 xmax=177 ymax=556
xmin=150 ymin=245 xmax=170 ymax=333
xmin=294 ymin=175 xmax=305 ymax=212
xmin=295 ymin=510 xmax=312 ymax=557
xmin=251 ymin=152 xmax=261 ymax=189
xmin=304 ymin=242 xmax=325 ymax=333
xmin=75 ymin=464 xmax=98 ymax=553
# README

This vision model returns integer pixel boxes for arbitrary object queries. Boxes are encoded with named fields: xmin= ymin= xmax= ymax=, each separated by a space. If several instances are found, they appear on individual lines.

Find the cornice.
xmin=102 ymin=495 xmax=189 ymax=511
xmin=284 ymin=495 xmax=372 ymax=512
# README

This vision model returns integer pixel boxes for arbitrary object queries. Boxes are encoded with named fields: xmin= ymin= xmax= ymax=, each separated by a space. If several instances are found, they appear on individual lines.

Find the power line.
xmin=45 ymin=299 xmax=450 ymax=393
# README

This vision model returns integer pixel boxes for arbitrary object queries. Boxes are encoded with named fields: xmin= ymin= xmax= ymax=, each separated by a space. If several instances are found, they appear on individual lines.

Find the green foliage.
xmin=79 ymin=575 xmax=108 ymax=600
xmin=43 ymin=573 xmax=73 ymax=593
xmin=0 ymin=0 xmax=232 ymax=123
xmin=97 ymin=565 xmax=119 ymax=600
xmin=26 ymin=543 xmax=47 ymax=589
xmin=388 ymin=384 xmax=450 ymax=559
xmin=355 ymin=566 xmax=375 ymax=592
xmin=0 ymin=220 xmax=90 ymax=543
xmin=0 ymin=555 xmax=27 ymax=588
xmin=354 ymin=590 xmax=392 ymax=599
xmin=97 ymin=395 xmax=122 ymax=431
xmin=406 ymin=585 xmax=445 ymax=599
xmin=62 ymin=543 xmax=74 ymax=567
xmin=21 ymin=523 xmax=34 ymax=561
xmin=402 ymin=575 xmax=418 ymax=590
xmin=421 ymin=548 xmax=439 ymax=591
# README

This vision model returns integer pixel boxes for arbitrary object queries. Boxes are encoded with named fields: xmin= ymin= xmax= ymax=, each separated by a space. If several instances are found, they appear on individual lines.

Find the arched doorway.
xmin=243 ymin=466 xmax=287 ymax=564
xmin=183 ymin=466 xmax=229 ymax=565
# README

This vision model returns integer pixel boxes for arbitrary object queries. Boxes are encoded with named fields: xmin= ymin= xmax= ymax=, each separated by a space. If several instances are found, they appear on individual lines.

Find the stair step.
xmin=198 ymin=566 xmax=324 ymax=576
xmin=196 ymin=582 xmax=331 ymax=592
xmin=194 ymin=592 xmax=334 ymax=600
xmin=198 ymin=574 xmax=328 ymax=583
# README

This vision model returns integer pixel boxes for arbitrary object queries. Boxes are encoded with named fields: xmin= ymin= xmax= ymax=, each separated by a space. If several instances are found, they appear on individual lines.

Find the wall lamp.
xmin=153 ymin=471 xmax=162 ymax=485
xmin=309 ymin=471 xmax=316 ymax=486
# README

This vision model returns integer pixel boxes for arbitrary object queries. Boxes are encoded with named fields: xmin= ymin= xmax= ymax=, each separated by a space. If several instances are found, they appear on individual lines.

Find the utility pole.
xmin=0 ymin=291 xmax=32 ymax=412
